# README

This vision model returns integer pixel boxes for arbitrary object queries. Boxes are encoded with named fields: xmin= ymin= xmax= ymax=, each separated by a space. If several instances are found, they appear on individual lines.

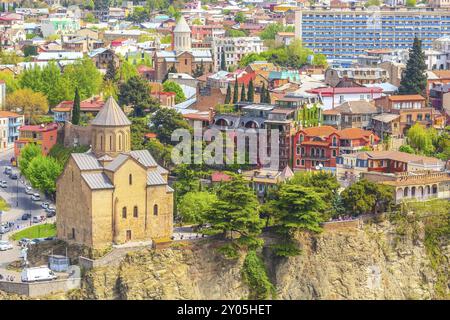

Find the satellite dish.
xmin=315 ymin=165 xmax=320 ymax=170
xmin=319 ymin=163 xmax=324 ymax=168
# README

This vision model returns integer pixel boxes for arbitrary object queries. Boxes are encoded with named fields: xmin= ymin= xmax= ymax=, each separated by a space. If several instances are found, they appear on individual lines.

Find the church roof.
xmin=72 ymin=153 xmax=103 ymax=171
xmin=90 ymin=96 xmax=132 ymax=127
xmin=130 ymin=150 xmax=157 ymax=167
xmin=81 ymin=172 xmax=114 ymax=190
xmin=147 ymin=170 xmax=167 ymax=186
xmin=104 ymin=153 xmax=129 ymax=172
xmin=173 ymin=16 xmax=191 ymax=33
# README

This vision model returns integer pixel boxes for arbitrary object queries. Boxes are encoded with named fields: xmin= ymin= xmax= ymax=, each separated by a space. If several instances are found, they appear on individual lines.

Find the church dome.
xmin=91 ymin=96 xmax=132 ymax=127
xmin=173 ymin=16 xmax=191 ymax=33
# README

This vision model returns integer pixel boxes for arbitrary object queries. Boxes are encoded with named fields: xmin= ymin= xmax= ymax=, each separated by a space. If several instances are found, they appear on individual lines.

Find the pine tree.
xmin=220 ymin=50 xmax=226 ymax=71
xmin=72 ymin=87 xmax=81 ymax=125
xmin=225 ymin=83 xmax=232 ymax=104
xmin=240 ymin=83 xmax=246 ymax=102
xmin=232 ymin=78 xmax=239 ymax=104
xmin=104 ymin=59 xmax=117 ymax=81
xmin=266 ymin=87 xmax=271 ymax=104
xmin=247 ymin=79 xmax=254 ymax=103
xmin=260 ymin=83 xmax=266 ymax=103
xmin=398 ymin=37 xmax=427 ymax=96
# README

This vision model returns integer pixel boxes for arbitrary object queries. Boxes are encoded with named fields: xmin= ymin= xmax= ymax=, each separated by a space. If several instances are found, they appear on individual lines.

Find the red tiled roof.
xmin=19 ymin=123 xmax=58 ymax=132
xmin=144 ymin=132 xmax=157 ymax=139
xmin=183 ymin=113 xmax=209 ymax=121
xmin=301 ymin=141 xmax=330 ymax=146
xmin=308 ymin=86 xmax=383 ymax=96
xmin=338 ymin=128 xmax=379 ymax=141
xmin=0 ymin=111 xmax=21 ymax=118
xmin=211 ymin=171 xmax=232 ymax=182
xmin=299 ymin=125 xmax=338 ymax=137
xmin=388 ymin=95 xmax=425 ymax=101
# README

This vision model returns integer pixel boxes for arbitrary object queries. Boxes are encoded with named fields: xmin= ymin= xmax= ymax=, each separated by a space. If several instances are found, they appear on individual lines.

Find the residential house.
xmin=14 ymin=123 xmax=58 ymax=158
xmin=322 ymin=100 xmax=379 ymax=130
xmin=53 ymin=97 xmax=104 ymax=123
xmin=242 ymin=166 xmax=294 ymax=200
xmin=324 ymin=67 xmax=389 ymax=87
xmin=307 ymin=86 xmax=383 ymax=110
xmin=0 ymin=111 xmax=23 ymax=151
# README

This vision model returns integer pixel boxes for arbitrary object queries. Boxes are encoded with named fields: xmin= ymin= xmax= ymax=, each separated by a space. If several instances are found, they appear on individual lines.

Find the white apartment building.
xmin=0 ymin=111 xmax=24 ymax=151
xmin=212 ymin=37 xmax=263 ymax=71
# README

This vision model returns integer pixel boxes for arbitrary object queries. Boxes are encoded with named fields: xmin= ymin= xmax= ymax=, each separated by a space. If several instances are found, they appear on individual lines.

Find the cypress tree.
xmin=398 ymin=37 xmax=427 ymax=96
xmin=260 ymin=83 xmax=266 ymax=103
xmin=72 ymin=87 xmax=81 ymax=125
xmin=225 ymin=83 xmax=232 ymax=104
xmin=240 ymin=83 xmax=246 ymax=102
xmin=247 ymin=79 xmax=254 ymax=102
xmin=266 ymin=87 xmax=271 ymax=104
xmin=220 ymin=50 xmax=226 ymax=71
xmin=232 ymin=78 xmax=239 ymax=104
xmin=105 ymin=59 xmax=117 ymax=81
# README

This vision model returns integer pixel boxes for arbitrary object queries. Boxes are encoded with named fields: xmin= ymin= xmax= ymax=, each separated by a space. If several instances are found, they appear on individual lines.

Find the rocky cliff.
xmin=69 ymin=219 xmax=448 ymax=300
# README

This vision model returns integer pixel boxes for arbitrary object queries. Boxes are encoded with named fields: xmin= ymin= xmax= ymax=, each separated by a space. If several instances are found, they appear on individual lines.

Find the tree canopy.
xmin=5 ymin=88 xmax=49 ymax=124
xmin=162 ymin=80 xmax=186 ymax=104
xmin=119 ymin=76 xmax=159 ymax=116
xmin=398 ymin=37 xmax=427 ymax=96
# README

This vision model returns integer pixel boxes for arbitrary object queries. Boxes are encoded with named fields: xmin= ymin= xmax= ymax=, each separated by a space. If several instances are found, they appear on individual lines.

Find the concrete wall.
xmin=63 ymin=122 xmax=92 ymax=148
xmin=0 ymin=278 xmax=81 ymax=297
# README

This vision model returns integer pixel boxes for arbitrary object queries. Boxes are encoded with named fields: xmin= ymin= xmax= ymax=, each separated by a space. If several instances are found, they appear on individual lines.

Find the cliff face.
xmin=72 ymin=220 xmax=448 ymax=300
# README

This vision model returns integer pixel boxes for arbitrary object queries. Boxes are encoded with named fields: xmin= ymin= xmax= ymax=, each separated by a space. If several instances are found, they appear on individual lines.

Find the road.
xmin=0 ymin=148 xmax=55 ymax=278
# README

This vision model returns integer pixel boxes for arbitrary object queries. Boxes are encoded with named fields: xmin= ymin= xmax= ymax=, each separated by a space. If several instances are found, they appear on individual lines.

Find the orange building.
xmin=14 ymin=123 xmax=58 ymax=158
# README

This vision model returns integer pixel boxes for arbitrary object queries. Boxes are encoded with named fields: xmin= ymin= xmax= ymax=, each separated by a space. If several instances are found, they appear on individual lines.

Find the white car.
xmin=21 ymin=267 xmax=57 ymax=282
xmin=31 ymin=193 xmax=41 ymax=201
xmin=25 ymin=186 xmax=34 ymax=195
xmin=0 ymin=180 xmax=7 ymax=188
xmin=0 ymin=240 xmax=13 ymax=251
xmin=41 ymin=202 xmax=50 ymax=209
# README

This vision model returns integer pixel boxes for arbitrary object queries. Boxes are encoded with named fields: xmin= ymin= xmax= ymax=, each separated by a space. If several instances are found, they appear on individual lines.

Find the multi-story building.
xmin=324 ymin=67 xmax=389 ymax=86
xmin=14 ymin=123 xmax=58 ymax=158
xmin=293 ymin=126 xmax=379 ymax=172
xmin=212 ymin=36 xmax=263 ymax=71
xmin=307 ymin=86 xmax=383 ymax=110
xmin=53 ymin=97 xmax=104 ymax=123
xmin=41 ymin=17 xmax=80 ymax=37
xmin=0 ymin=111 xmax=23 ymax=151
xmin=322 ymin=100 xmax=379 ymax=130
xmin=295 ymin=8 xmax=450 ymax=61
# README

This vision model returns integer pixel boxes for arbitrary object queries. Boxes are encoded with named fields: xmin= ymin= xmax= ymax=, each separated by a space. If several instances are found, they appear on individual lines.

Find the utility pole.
xmin=0 ymin=211 xmax=3 ymax=240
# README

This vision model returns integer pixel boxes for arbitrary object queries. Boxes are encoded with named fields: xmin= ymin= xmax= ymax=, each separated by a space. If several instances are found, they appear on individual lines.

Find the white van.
xmin=21 ymin=266 xmax=57 ymax=282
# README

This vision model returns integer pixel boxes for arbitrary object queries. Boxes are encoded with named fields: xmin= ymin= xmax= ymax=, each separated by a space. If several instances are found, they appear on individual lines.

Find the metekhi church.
xmin=56 ymin=97 xmax=173 ymax=250
xmin=154 ymin=16 xmax=213 ymax=81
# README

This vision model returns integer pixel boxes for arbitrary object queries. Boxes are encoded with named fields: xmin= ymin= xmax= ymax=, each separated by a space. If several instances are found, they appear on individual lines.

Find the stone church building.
xmin=154 ymin=16 xmax=213 ymax=81
xmin=56 ymin=97 xmax=173 ymax=250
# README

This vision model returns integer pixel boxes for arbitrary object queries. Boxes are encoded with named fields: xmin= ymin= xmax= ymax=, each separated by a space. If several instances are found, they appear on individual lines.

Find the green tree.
xmin=220 ymin=51 xmax=226 ymax=71
xmin=162 ymin=80 xmax=186 ymax=104
xmin=259 ymin=22 xmax=285 ymax=40
xmin=406 ymin=0 xmax=416 ymax=7
xmin=5 ymin=88 xmax=49 ymax=124
xmin=119 ymin=76 xmax=159 ymax=116
xmin=232 ymin=78 xmax=239 ymax=104
xmin=364 ymin=0 xmax=381 ymax=7
xmin=398 ymin=37 xmax=427 ymax=96
xmin=226 ymin=29 xmax=247 ymax=37
xmin=62 ymin=57 xmax=103 ymax=100
xmin=118 ymin=58 xmax=139 ymax=82
xmin=238 ymin=53 xmax=266 ymax=68
xmin=265 ymin=87 xmax=271 ymax=104
xmin=260 ymin=83 xmax=266 ymax=103
xmin=0 ymin=71 xmax=19 ymax=93
xmin=224 ymin=83 xmax=232 ymax=104
xmin=240 ymin=83 xmax=246 ymax=102
xmin=203 ymin=176 xmax=263 ymax=250
xmin=104 ymin=59 xmax=117 ymax=82
xmin=149 ymin=108 xmax=191 ymax=145
xmin=72 ymin=87 xmax=81 ymax=125
xmin=341 ymin=179 xmax=394 ymax=216
xmin=247 ymin=79 xmax=254 ymax=102
xmin=399 ymin=144 xmax=415 ymax=154
xmin=178 ymin=191 xmax=217 ymax=226
xmin=26 ymin=155 xmax=63 ymax=195
xmin=18 ymin=143 xmax=41 ymax=179
xmin=234 ymin=12 xmax=246 ymax=23
xmin=406 ymin=123 xmax=435 ymax=155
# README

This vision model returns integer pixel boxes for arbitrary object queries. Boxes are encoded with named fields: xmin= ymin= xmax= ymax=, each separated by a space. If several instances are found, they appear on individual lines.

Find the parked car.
xmin=44 ymin=236 xmax=56 ymax=241
xmin=31 ymin=193 xmax=41 ymax=201
xmin=19 ymin=238 xmax=31 ymax=246
xmin=0 ymin=240 xmax=13 ymax=251
xmin=9 ymin=173 xmax=18 ymax=180
xmin=0 ymin=224 xmax=11 ymax=234
xmin=41 ymin=202 xmax=50 ymax=209
xmin=21 ymin=267 xmax=57 ymax=282
xmin=32 ymin=216 xmax=44 ymax=224
xmin=3 ymin=166 xmax=12 ymax=175
xmin=0 ymin=180 xmax=7 ymax=188
xmin=25 ymin=186 xmax=34 ymax=195
xmin=21 ymin=213 xmax=32 ymax=221
xmin=46 ymin=209 xmax=56 ymax=218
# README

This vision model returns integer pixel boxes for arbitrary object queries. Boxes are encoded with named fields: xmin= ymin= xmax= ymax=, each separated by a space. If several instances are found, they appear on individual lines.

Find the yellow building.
xmin=56 ymin=97 xmax=173 ymax=250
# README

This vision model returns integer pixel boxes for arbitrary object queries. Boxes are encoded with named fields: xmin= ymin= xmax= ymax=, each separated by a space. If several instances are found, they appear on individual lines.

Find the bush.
xmin=242 ymin=250 xmax=276 ymax=300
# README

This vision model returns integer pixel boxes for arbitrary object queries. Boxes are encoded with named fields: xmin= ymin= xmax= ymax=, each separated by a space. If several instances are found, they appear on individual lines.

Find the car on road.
xmin=31 ymin=193 xmax=41 ymax=201
xmin=0 ymin=180 xmax=7 ymax=188
xmin=19 ymin=238 xmax=31 ymax=246
xmin=3 ymin=166 xmax=12 ymax=175
xmin=46 ymin=209 xmax=56 ymax=218
xmin=32 ymin=215 xmax=45 ymax=224
xmin=25 ymin=186 xmax=34 ymax=195
xmin=9 ymin=173 xmax=18 ymax=180
xmin=41 ymin=202 xmax=50 ymax=209
xmin=21 ymin=213 xmax=32 ymax=220
xmin=0 ymin=240 xmax=13 ymax=251
xmin=0 ymin=224 xmax=11 ymax=234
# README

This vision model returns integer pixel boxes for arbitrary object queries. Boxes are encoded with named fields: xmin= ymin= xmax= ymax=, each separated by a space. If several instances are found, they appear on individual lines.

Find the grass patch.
xmin=11 ymin=223 xmax=56 ymax=241
xmin=0 ymin=196 xmax=10 ymax=211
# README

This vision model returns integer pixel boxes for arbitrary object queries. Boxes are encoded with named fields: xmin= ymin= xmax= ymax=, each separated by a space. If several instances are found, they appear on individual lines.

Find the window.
xmin=129 ymin=174 xmax=132 ymax=185
xmin=109 ymin=136 xmax=112 ymax=150
xmin=296 ymin=159 xmax=300 ymax=166
xmin=122 ymin=207 xmax=127 ymax=218
xmin=296 ymin=146 xmax=301 ymax=155
xmin=417 ymin=114 xmax=423 ymax=121
xmin=185 ymin=59 xmax=188 ymax=65
xmin=153 ymin=204 xmax=158 ymax=216
xmin=133 ymin=206 xmax=138 ymax=218
xmin=71 ymin=228 xmax=75 ymax=240
xmin=332 ymin=149 xmax=337 ymax=157
xmin=301 ymin=159 xmax=305 ymax=166
xmin=332 ymin=136 xmax=337 ymax=146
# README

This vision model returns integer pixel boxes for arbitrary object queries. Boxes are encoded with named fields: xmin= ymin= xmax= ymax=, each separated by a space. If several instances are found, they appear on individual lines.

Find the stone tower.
xmin=90 ymin=96 xmax=132 ymax=158
xmin=173 ymin=16 xmax=191 ymax=52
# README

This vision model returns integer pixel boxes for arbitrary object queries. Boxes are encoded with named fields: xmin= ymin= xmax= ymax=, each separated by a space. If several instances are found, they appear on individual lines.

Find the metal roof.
xmin=104 ymin=153 xmax=129 ymax=172
xmin=156 ymin=165 xmax=168 ymax=175
xmin=130 ymin=150 xmax=157 ymax=167
xmin=72 ymin=153 xmax=103 ymax=171
xmin=91 ymin=96 xmax=132 ymax=127
xmin=81 ymin=173 xmax=114 ymax=190
xmin=166 ymin=185 xmax=174 ymax=193
xmin=173 ymin=16 xmax=191 ymax=33
xmin=242 ymin=105 xmax=274 ymax=111
xmin=147 ymin=170 xmax=166 ymax=186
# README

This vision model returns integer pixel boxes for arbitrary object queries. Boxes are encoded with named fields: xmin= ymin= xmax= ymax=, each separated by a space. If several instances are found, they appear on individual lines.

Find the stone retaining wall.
xmin=0 ymin=277 xmax=81 ymax=297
